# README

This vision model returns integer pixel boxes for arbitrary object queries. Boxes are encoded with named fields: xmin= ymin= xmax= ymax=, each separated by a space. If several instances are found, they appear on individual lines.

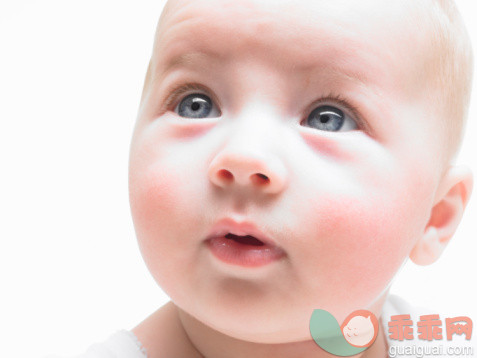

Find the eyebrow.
xmin=161 ymin=51 xmax=223 ymax=74
xmin=161 ymin=50 xmax=372 ymax=92
xmin=327 ymin=66 xmax=371 ymax=89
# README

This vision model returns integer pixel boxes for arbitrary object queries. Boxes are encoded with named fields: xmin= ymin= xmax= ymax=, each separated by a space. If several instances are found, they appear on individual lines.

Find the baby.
xmin=66 ymin=0 xmax=475 ymax=357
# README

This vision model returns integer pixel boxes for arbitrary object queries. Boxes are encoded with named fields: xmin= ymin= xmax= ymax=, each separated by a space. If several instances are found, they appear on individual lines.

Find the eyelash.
xmin=162 ymin=83 xmax=366 ymax=131
xmin=163 ymin=83 xmax=216 ymax=113
xmin=304 ymin=93 xmax=366 ymax=131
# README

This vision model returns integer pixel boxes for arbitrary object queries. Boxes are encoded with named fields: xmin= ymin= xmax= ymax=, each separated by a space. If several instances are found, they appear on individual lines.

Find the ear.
xmin=409 ymin=165 xmax=473 ymax=266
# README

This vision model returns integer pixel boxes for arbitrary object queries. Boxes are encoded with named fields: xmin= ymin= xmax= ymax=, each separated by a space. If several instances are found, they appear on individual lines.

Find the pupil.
xmin=191 ymin=102 xmax=201 ymax=111
xmin=320 ymin=114 xmax=330 ymax=123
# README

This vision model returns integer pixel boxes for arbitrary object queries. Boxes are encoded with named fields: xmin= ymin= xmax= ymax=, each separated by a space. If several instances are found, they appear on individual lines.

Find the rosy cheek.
xmin=130 ymin=162 xmax=178 ymax=248
xmin=294 ymin=169 xmax=427 ymax=309
xmin=129 ymin=125 xmax=189 ymax=242
xmin=129 ymin=162 xmax=201 ymax=297
xmin=344 ymin=197 xmax=417 ymax=293
xmin=301 ymin=134 xmax=434 ymax=302
xmin=128 ymin=135 xmax=210 ymax=263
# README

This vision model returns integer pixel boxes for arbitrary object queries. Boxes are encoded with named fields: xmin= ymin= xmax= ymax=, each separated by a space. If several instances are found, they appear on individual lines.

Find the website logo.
xmin=310 ymin=309 xmax=379 ymax=356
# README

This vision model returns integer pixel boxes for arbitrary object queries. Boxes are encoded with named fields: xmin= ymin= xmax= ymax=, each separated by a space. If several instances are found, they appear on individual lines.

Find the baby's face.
xmin=129 ymin=0 xmax=444 ymax=343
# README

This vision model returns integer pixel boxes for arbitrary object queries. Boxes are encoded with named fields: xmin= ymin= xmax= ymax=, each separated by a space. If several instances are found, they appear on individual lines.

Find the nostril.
xmin=217 ymin=169 xmax=234 ymax=183
xmin=250 ymin=173 xmax=270 ymax=186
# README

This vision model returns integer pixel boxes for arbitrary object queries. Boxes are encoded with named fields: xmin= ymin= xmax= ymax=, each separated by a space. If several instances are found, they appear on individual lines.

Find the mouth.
xmin=224 ymin=233 xmax=265 ymax=246
xmin=205 ymin=218 xmax=285 ymax=267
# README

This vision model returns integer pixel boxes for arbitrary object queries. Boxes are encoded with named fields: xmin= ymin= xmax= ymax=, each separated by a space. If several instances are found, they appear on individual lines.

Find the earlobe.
xmin=410 ymin=165 xmax=473 ymax=266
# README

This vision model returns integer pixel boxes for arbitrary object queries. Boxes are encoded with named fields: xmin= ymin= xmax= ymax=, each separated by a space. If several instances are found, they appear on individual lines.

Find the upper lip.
xmin=206 ymin=217 xmax=281 ymax=248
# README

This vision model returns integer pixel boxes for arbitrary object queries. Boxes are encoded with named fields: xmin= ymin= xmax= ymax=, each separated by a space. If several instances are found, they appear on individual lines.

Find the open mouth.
xmin=205 ymin=218 xmax=285 ymax=267
xmin=225 ymin=233 xmax=264 ymax=246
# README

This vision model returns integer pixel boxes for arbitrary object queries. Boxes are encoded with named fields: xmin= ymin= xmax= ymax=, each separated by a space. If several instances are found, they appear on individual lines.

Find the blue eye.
xmin=175 ymin=93 xmax=220 ymax=119
xmin=305 ymin=105 xmax=357 ymax=132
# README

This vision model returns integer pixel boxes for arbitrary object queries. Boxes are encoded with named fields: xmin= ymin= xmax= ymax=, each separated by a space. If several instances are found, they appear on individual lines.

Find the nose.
xmin=208 ymin=147 xmax=288 ymax=195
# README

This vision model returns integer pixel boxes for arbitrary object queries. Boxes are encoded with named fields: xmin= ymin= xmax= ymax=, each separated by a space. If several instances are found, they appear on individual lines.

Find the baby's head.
xmin=128 ymin=0 xmax=473 ymax=345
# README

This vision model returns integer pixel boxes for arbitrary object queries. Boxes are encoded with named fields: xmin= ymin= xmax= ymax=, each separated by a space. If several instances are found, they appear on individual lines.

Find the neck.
xmin=176 ymin=303 xmax=389 ymax=358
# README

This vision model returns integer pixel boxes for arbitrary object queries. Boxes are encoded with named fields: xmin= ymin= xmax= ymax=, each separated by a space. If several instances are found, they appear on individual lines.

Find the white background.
xmin=0 ymin=1 xmax=476 ymax=357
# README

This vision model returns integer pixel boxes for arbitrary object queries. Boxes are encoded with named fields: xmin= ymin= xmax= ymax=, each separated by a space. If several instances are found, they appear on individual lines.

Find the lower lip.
xmin=206 ymin=236 xmax=285 ymax=267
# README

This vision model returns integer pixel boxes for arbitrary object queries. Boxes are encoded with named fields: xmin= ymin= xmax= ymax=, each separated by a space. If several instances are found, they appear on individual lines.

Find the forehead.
xmin=153 ymin=0 xmax=427 ymax=88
